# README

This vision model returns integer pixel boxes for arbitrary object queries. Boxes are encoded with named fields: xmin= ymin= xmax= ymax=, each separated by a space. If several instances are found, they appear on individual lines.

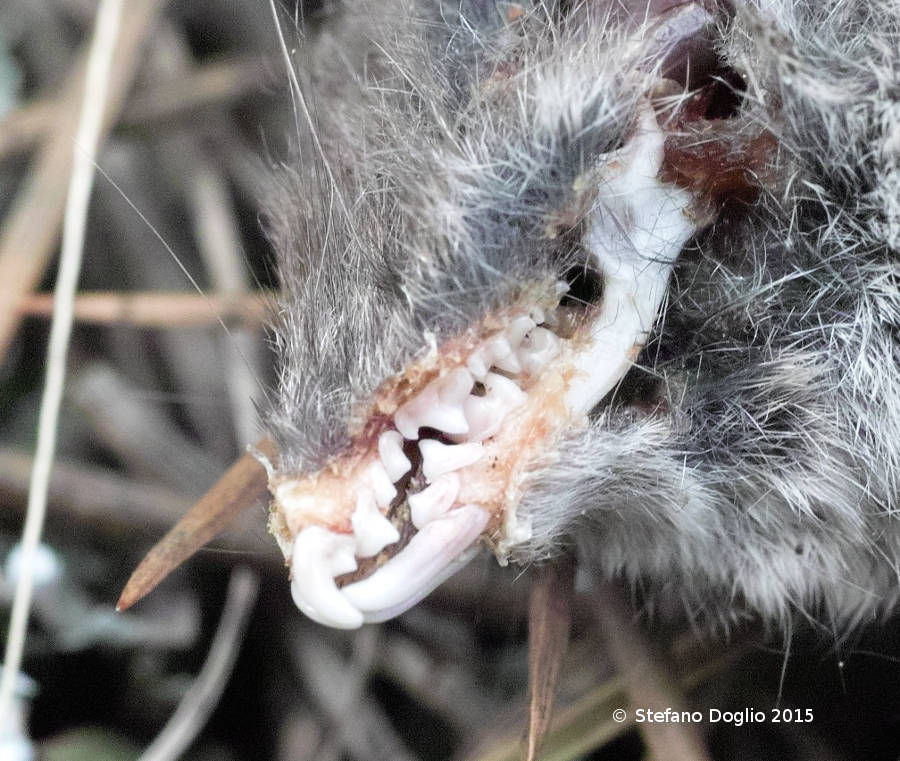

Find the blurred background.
xmin=1 ymin=1 xmax=900 ymax=759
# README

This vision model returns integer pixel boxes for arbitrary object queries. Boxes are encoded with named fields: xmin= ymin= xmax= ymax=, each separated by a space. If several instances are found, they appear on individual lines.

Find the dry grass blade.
xmin=468 ymin=636 xmax=746 ymax=761
xmin=0 ymin=0 xmax=129 ymax=728
xmin=0 ymin=0 xmax=166 ymax=362
xmin=524 ymin=558 xmax=575 ymax=761
xmin=18 ymin=291 xmax=270 ymax=327
xmin=592 ymin=581 xmax=714 ymax=761
xmin=0 ymin=54 xmax=273 ymax=160
xmin=116 ymin=437 xmax=276 ymax=612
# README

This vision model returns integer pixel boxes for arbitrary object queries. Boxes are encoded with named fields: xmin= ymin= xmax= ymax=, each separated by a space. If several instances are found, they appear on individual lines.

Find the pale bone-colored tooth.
xmin=438 ymin=367 xmax=474 ymax=405
xmin=290 ymin=527 xmax=363 ymax=629
xmin=484 ymin=371 xmax=527 ymax=409
xmin=378 ymin=430 xmax=411 ymax=482
xmin=466 ymin=351 xmax=490 ymax=381
xmin=466 ymin=335 xmax=508 ymax=382
xmin=516 ymin=326 xmax=559 ymax=376
xmin=419 ymin=439 xmax=484 ymax=482
xmin=493 ymin=352 xmax=522 ymax=374
xmin=463 ymin=393 xmax=506 ymax=441
xmin=408 ymin=472 xmax=460 ymax=529
xmin=463 ymin=370 xmax=528 ymax=441
xmin=364 ymin=460 xmax=397 ymax=507
xmin=341 ymin=504 xmax=489 ymax=622
xmin=490 ymin=327 xmax=523 ymax=373
xmin=506 ymin=315 xmax=536 ymax=347
xmin=394 ymin=378 xmax=469 ymax=439
xmin=351 ymin=488 xmax=400 ymax=558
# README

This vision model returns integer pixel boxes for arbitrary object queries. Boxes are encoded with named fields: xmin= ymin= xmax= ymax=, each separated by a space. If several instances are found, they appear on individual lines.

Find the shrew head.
xmin=263 ymin=1 xmax=769 ymax=627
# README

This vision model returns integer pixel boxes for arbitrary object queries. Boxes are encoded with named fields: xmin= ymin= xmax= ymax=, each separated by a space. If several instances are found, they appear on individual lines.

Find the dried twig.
xmin=0 ymin=0 xmax=166 ymax=361
xmin=293 ymin=628 xmax=418 ymax=761
xmin=0 ymin=55 xmax=273 ymax=160
xmin=465 ymin=635 xmax=745 ymax=761
xmin=524 ymin=558 xmax=575 ymax=761
xmin=0 ymin=0 xmax=127 ymax=726
xmin=18 ymin=290 xmax=269 ymax=327
xmin=189 ymin=157 xmax=263 ymax=447
xmin=591 ymin=581 xmax=714 ymax=761
xmin=117 ymin=438 xmax=275 ymax=612
xmin=69 ymin=363 xmax=226 ymax=494
xmin=0 ymin=446 xmax=275 ymax=559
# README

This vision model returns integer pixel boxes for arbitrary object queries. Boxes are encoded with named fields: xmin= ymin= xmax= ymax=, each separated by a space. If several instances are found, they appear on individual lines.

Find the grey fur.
xmin=263 ymin=0 xmax=900 ymax=629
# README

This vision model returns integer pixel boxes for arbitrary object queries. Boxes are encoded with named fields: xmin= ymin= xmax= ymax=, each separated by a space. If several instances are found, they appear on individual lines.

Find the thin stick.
xmin=0 ymin=0 xmax=165 ymax=362
xmin=0 ymin=0 xmax=126 ymax=725
xmin=591 ymin=581 xmax=714 ymax=761
xmin=18 ymin=290 xmax=270 ymax=327
xmin=0 ymin=55 xmax=273 ymax=160
xmin=117 ymin=438 xmax=276 ymax=612
xmin=524 ymin=558 xmax=576 ymax=761
xmin=136 ymin=567 xmax=259 ymax=761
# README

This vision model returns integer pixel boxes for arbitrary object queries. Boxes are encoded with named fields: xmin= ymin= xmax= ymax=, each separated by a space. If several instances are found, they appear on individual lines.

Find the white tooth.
xmin=493 ymin=351 xmax=522 ymax=374
xmin=466 ymin=350 xmax=490 ymax=381
xmin=480 ymin=333 xmax=522 ymax=374
xmin=290 ymin=527 xmax=363 ymax=629
xmin=516 ymin=326 xmax=559 ymax=375
xmin=341 ymin=504 xmax=489 ymax=622
xmin=394 ymin=384 xmax=438 ymax=439
xmin=426 ymin=405 xmax=470 ymax=435
xmin=483 ymin=334 xmax=513 ymax=365
xmin=378 ymin=430 xmax=411 ymax=482
xmin=409 ymin=473 xmax=460 ymax=528
xmin=420 ymin=439 xmax=484 ymax=482
xmin=364 ymin=460 xmax=397 ymax=507
xmin=352 ymin=489 xmax=400 ymax=558
xmin=395 ymin=378 xmax=469 ymax=439
xmin=529 ymin=306 xmax=546 ymax=325
xmin=438 ymin=367 xmax=474 ymax=404
xmin=484 ymin=371 xmax=527 ymax=409
xmin=506 ymin=315 xmax=536 ymax=347
xmin=462 ymin=371 xmax=529 ymax=441
xmin=463 ymin=393 xmax=506 ymax=441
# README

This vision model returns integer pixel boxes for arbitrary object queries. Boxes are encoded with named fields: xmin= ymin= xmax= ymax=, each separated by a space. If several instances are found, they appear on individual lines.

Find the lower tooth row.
xmin=409 ymin=472 xmax=460 ymax=528
xmin=291 ymin=527 xmax=362 ymax=628
xmin=291 ymin=504 xmax=489 ymax=629
xmin=378 ymin=430 xmax=411 ymax=481
xmin=351 ymin=489 xmax=400 ymax=558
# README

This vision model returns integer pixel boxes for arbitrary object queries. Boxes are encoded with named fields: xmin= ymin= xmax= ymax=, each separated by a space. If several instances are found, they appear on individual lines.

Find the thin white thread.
xmin=0 ymin=0 xmax=125 ymax=725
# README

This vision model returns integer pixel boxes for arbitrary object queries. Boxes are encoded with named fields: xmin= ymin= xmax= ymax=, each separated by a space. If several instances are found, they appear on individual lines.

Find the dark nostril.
xmin=561 ymin=263 xmax=604 ymax=309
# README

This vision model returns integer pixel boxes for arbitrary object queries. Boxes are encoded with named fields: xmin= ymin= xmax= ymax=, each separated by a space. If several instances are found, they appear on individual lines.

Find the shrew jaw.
xmin=267 ymin=107 xmax=702 ymax=629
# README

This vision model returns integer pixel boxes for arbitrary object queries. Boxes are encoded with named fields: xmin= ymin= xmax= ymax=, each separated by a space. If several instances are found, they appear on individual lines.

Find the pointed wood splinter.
xmin=116 ymin=436 xmax=276 ymax=612
xmin=524 ymin=556 xmax=576 ymax=761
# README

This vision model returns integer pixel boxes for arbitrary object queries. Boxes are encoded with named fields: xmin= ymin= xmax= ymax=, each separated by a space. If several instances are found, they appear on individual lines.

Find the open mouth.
xmin=266 ymin=106 xmax=703 ymax=628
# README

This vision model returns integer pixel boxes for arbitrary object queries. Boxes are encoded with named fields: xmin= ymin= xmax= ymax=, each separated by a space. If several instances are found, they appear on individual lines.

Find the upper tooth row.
xmin=395 ymin=315 xmax=556 ymax=439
